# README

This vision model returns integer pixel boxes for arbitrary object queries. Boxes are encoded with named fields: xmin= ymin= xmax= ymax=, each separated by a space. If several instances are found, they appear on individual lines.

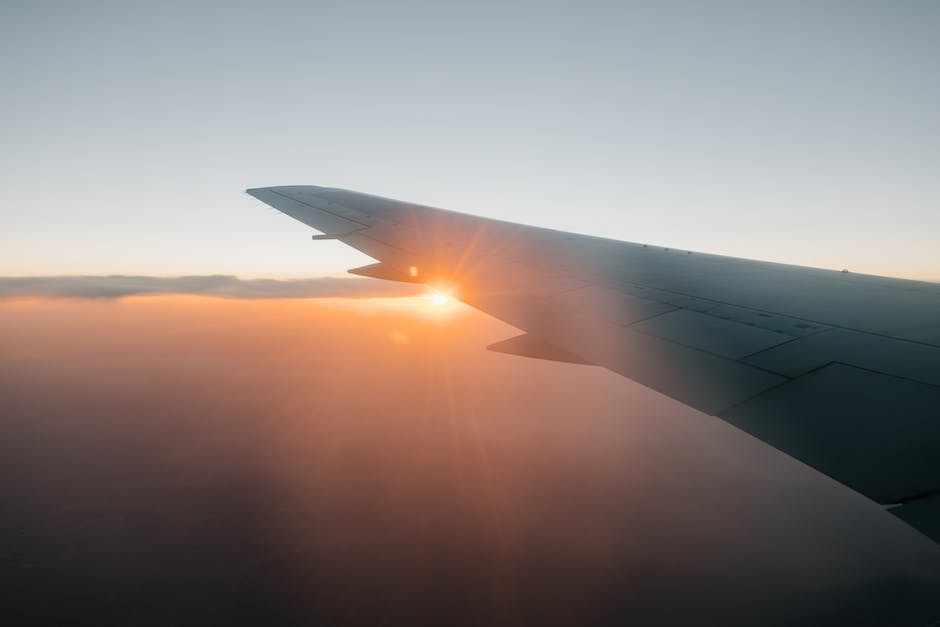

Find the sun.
xmin=430 ymin=293 xmax=450 ymax=306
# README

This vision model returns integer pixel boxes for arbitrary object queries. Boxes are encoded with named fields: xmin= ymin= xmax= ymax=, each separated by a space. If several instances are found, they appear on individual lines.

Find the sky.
xmin=2 ymin=3 xmax=940 ymax=624
xmin=3 ymin=294 xmax=939 ymax=625
xmin=1 ymin=0 xmax=938 ymax=279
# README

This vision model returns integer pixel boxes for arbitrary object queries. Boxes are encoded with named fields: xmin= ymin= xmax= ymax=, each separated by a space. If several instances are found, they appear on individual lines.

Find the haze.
xmin=2 ymin=293 xmax=939 ymax=625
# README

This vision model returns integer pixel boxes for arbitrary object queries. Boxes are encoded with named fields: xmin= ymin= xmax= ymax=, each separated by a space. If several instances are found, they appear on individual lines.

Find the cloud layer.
xmin=2 ymin=296 xmax=939 ymax=625
xmin=0 ymin=275 xmax=420 ymax=300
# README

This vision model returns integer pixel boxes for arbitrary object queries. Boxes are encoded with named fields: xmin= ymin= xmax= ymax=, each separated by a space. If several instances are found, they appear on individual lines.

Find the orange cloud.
xmin=2 ymin=295 xmax=936 ymax=625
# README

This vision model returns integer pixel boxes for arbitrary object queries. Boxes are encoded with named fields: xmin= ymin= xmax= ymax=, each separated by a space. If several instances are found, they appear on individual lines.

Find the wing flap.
xmin=629 ymin=308 xmax=797 ymax=360
xmin=743 ymin=328 xmax=940 ymax=386
xmin=467 ymin=291 xmax=786 ymax=415
xmin=487 ymin=334 xmax=593 ymax=365
xmin=721 ymin=363 xmax=940 ymax=504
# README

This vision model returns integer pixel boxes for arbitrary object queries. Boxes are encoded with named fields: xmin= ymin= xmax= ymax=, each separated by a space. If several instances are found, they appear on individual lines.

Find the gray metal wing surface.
xmin=247 ymin=185 xmax=940 ymax=543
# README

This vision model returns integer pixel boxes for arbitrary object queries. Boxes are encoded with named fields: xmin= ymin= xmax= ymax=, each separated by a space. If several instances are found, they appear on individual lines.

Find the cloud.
xmin=0 ymin=275 xmax=420 ymax=300
xmin=2 ymin=297 xmax=938 ymax=626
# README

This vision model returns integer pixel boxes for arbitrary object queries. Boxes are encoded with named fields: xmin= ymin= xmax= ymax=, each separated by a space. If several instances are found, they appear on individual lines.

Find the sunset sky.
xmin=2 ymin=1 xmax=938 ymax=280
xmin=3 ymin=2 xmax=940 ymax=625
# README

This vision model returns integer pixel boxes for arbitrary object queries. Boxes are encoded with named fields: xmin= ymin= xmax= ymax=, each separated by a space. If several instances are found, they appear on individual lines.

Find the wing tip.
xmin=246 ymin=186 xmax=288 ymax=198
xmin=246 ymin=185 xmax=331 ymax=197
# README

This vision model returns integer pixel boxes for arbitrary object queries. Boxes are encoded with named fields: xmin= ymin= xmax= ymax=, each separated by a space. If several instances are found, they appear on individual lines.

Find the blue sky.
xmin=2 ymin=1 xmax=938 ymax=279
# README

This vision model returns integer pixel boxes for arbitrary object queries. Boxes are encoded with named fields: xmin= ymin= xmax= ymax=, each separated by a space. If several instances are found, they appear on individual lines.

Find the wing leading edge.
xmin=247 ymin=185 xmax=940 ymax=543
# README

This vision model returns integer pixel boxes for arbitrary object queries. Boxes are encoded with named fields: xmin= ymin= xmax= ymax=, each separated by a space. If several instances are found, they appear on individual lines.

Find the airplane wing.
xmin=247 ymin=185 xmax=940 ymax=543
